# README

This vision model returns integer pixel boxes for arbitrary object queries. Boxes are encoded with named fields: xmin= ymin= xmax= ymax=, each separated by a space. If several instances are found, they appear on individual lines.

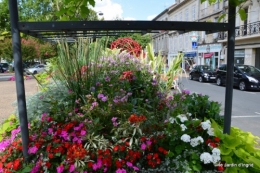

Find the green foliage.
xmin=169 ymin=92 xmax=223 ymax=125
xmin=0 ymin=114 xmax=19 ymax=141
xmin=211 ymin=119 xmax=260 ymax=173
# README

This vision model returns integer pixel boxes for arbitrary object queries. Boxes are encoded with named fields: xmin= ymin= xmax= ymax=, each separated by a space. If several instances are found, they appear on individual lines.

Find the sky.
xmin=93 ymin=0 xmax=175 ymax=20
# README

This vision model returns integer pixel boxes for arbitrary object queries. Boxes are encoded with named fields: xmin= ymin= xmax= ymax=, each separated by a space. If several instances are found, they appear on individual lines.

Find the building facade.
xmin=152 ymin=0 xmax=260 ymax=70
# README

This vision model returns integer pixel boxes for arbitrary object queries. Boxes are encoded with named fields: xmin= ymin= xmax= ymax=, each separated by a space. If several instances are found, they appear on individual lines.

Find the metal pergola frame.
xmin=9 ymin=0 xmax=236 ymax=160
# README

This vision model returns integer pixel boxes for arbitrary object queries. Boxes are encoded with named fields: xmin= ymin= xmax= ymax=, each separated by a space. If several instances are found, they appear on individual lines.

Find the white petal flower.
xmin=177 ymin=114 xmax=188 ymax=123
xmin=196 ymin=136 xmax=204 ymax=143
xmin=212 ymin=155 xmax=221 ymax=164
xmin=187 ymin=113 xmax=192 ymax=117
xmin=200 ymin=152 xmax=213 ymax=164
xmin=201 ymin=120 xmax=211 ymax=130
xmin=180 ymin=134 xmax=191 ymax=142
xmin=190 ymin=138 xmax=199 ymax=147
xmin=212 ymin=148 xmax=221 ymax=156
xmin=207 ymin=128 xmax=215 ymax=136
xmin=180 ymin=124 xmax=187 ymax=131
xmin=169 ymin=117 xmax=176 ymax=124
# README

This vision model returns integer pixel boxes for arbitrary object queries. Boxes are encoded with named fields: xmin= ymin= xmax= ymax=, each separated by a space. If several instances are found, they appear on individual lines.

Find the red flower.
xmin=214 ymin=137 xmax=220 ymax=143
xmin=45 ymin=162 xmax=51 ymax=168
xmin=88 ymin=162 xmax=93 ymax=168
xmin=120 ymin=71 xmax=134 ymax=81
xmin=13 ymin=159 xmax=20 ymax=170
xmin=113 ymin=145 xmax=119 ymax=152
xmin=209 ymin=142 xmax=217 ymax=148
xmin=217 ymin=165 xmax=224 ymax=171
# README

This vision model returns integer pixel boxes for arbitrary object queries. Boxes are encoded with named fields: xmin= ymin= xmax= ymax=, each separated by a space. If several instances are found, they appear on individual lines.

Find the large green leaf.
xmin=238 ymin=9 xmax=247 ymax=21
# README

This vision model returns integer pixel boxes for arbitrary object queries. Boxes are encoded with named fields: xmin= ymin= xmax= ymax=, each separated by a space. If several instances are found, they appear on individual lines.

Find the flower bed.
xmin=0 ymin=40 xmax=260 ymax=173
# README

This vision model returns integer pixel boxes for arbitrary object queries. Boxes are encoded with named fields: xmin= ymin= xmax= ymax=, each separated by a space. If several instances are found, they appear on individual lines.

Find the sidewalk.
xmin=0 ymin=79 xmax=38 ymax=123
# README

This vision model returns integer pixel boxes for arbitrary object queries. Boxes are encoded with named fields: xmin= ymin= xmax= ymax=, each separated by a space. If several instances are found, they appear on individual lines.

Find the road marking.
xmin=232 ymin=115 xmax=260 ymax=118
xmin=245 ymin=92 xmax=256 ymax=94
xmin=255 ymin=112 xmax=260 ymax=115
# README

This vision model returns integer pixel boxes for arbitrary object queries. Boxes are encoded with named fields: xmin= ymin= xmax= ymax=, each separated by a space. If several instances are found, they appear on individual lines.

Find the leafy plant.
xmin=211 ymin=119 xmax=260 ymax=173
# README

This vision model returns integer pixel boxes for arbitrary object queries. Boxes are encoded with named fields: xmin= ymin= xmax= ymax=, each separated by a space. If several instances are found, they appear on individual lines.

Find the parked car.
xmin=26 ymin=64 xmax=46 ymax=74
xmin=0 ymin=63 xmax=9 ymax=73
xmin=189 ymin=65 xmax=217 ymax=82
xmin=216 ymin=64 xmax=260 ymax=91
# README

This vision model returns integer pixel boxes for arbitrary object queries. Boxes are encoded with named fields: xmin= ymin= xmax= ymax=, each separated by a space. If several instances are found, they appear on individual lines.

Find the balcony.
xmin=218 ymin=21 xmax=260 ymax=40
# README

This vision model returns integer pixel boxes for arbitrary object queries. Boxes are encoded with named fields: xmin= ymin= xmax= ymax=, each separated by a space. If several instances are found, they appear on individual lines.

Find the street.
xmin=179 ymin=76 xmax=260 ymax=137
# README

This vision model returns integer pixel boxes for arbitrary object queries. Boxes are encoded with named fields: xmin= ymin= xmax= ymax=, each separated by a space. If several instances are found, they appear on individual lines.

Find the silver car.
xmin=26 ymin=64 xmax=46 ymax=74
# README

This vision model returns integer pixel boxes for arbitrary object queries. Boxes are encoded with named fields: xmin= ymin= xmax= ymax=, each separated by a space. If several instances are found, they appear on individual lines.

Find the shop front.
xmin=197 ymin=44 xmax=222 ymax=70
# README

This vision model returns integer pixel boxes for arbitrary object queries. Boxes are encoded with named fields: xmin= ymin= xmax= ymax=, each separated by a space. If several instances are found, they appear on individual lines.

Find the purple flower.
xmin=28 ymin=146 xmax=38 ymax=154
xmin=133 ymin=166 xmax=139 ymax=171
xmin=92 ymin=163 xmax=98 ymax=171
xmin=56 ymin=165 xmax=64 ymax=173
xmin=47 ymin=128 xmax=53 ymax=134
xmin=111 ymin=117 xmax=117 ymax=122
xmin=74 ymin=126 xmax=80 ymax=131
xmin=96 ymin=82 xmax=101 ymax=86
xmin=80 ymin=130 xmax=86 ymax=136
xmin=182 ymin=89 xmax=190 ymax=95
xmin=97 ymin=93 xmax=104 ymax=99
xmin=72 ymin=137 xmax=79 ymax=142
xmin=92 ymin=102 xmax=99 ymax=107
xmin=101 ymin=96 xmax=107 ymax=102
xmin=146 ymin=140 xmax=152 ymax=145
xmin=126 ymin=162 xmax=133 ymax=167
xmin=141 ymin=143 xmax=146 ymax=150
xmin=116 ymin=168 xmax=127 ymax=173
xmin=105 ymin=76 xmax=110 ymax=82
xmin=60 ymin=131 xmax=69 ymax=140
xmin=69 ymin=164 xmax=75 ymax=172
xmin=113 ymin=122 xmax=119 ymax=127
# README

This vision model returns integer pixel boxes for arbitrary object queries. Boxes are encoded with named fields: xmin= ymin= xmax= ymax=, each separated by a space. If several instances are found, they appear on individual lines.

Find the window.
xmin=185 ymin=8 xmax=189 ymax=21
xmin=192 ymin=5 xmax=196 ymax=21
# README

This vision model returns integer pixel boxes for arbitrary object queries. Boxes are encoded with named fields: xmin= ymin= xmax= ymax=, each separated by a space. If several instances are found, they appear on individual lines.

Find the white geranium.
xmin=200 ymin=152 xmax=213 ymax=164
xmin=190 ymin=138 xmax=199 ymax=147
xmin=201 ymin=120 xmax=211 ymax=130
xmin=187 ymin=112 xmax=192 ymax=117
xmin=212 ymin=155 xmax=221 ymax=164
xmin=207 ymin=128 xmax=214 ymax=136
xmin=196 ymin=136 xmax=204 ymax=143
xmin=180 ymin=124 xmax=187 ymax=131
xmin=212 ymin=148 xmax=221 ymax=156
xmin=180 ymin=134 xmax=191 ymax=142
xmin=177 ymin=114 xmax=188 ymax=123
xmin=169 ymin=117 xmax=176 ymax=124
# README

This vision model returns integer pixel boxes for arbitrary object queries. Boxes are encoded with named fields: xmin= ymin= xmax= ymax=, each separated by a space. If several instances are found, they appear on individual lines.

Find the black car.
xmin=189 ymin=65 xmax=217 ymax=82
xmin=0 ymin=63 xmax=9 ymax=73
xmin=216 ymin=64 xmax=260 ymax=91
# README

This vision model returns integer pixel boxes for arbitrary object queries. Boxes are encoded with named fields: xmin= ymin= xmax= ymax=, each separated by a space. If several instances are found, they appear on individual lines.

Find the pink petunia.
xmin=80 ymin=130 xmax=86 ymax=136
xmin=56 ymin=165 xmax=64 ymax=173
xmin=28 ymin=146 xmax=38 ymax=154
xmin=141 ymin=143 xmax=146 ymax=150
xmin=146 ymin=140 xmax=152 ymax=145
xmin=126 ymin=162 xmax=133 ymax=167
xmin=69 ymin=164 xmax=75 ymax=172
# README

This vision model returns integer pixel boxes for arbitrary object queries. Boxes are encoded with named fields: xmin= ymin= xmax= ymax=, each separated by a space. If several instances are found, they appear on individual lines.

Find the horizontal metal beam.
xmin=19 ymin=21 xmax=229 ymax=32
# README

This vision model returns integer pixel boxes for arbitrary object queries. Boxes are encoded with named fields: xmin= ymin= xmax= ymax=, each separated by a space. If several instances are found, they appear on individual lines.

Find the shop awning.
xmin=184 ymin=51 xmax=197 ymax=57
xmin=204 ymin=52 xmax=214 ymax=58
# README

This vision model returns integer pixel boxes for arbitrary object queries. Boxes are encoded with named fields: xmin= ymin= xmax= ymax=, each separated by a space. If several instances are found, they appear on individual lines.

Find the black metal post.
xmin=223 ymin=2 xmax=236 ymax=134
xmin=9 ymin=0 xmax=29 ymax=160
